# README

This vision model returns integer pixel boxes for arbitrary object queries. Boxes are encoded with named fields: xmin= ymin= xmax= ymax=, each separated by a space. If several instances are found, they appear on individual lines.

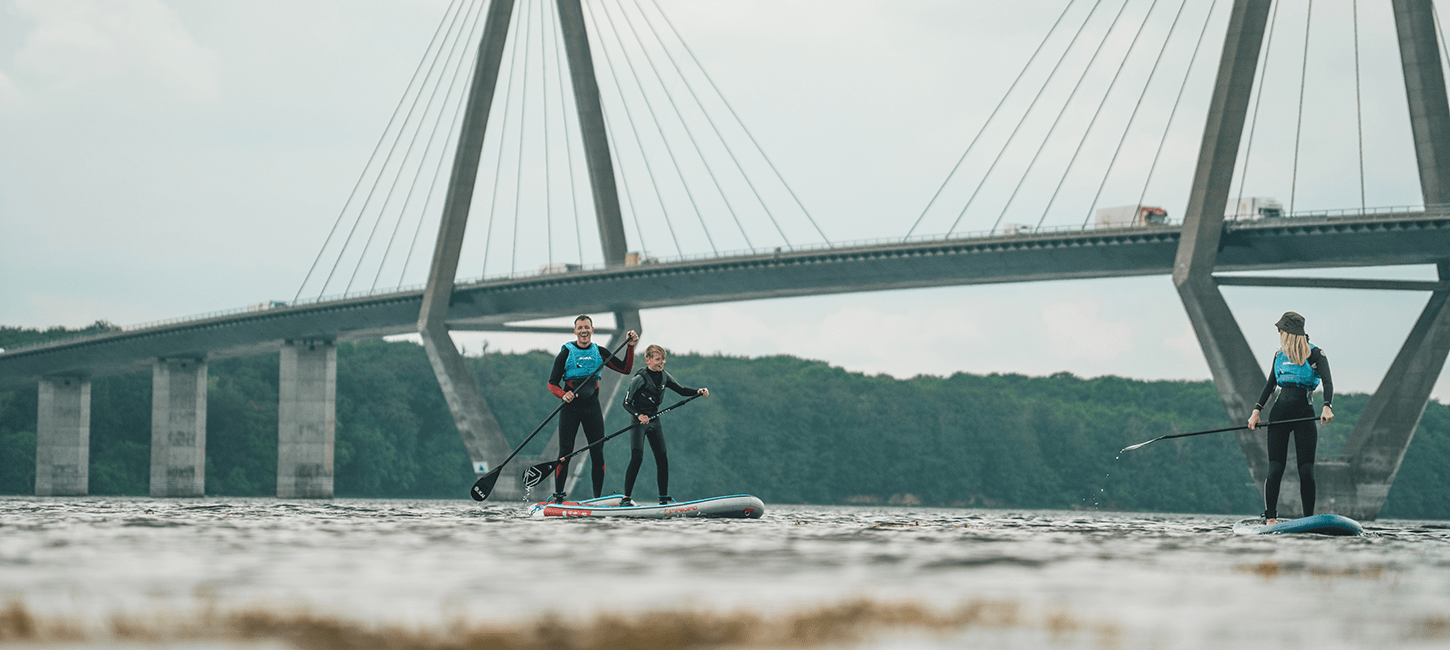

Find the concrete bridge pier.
xmin=150 ymin=358 xmax=207 ymax=497
xmin=35 ymin=376 xmax=90 ymax=496
xmin=1332 ymin=265 xmax=1450 ymax=518
xmin=277 ymin=339 xmax=335 ymax=498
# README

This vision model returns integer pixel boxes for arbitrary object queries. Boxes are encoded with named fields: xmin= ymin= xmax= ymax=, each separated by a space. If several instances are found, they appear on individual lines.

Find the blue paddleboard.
xmin=1232 ymin=514 xmax=1364 ymax=536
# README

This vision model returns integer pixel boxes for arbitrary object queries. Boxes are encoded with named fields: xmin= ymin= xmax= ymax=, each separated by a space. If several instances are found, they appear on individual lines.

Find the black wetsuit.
xmin=621 ymin=368 xmax=698 ymax=498
xmin=548 ymin=342 xmax=634 ymax=497
xmin=1254 ymin=347 xmax=1333 ymax=520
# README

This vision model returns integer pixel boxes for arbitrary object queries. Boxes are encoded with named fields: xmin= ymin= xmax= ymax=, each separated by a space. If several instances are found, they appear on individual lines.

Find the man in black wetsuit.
xmin=1247 ymin=311 xmax=1334 ymax=524
xmin=620 ymin=344 xmax=708 ymax=506
xmin=545 ymin=315 xmax=637 ymax=504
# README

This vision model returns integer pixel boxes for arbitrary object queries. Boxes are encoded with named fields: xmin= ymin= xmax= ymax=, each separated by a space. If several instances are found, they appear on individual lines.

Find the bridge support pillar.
xmin=277 ymin=340 xmax=335 ymax=498
xmin=35 ymin=376 xmax=89 ymax=496
xmin=150 ymin=358 xmax=207 ymax=497
xmin=1333 ymin=265 xmax=1450 ymax=519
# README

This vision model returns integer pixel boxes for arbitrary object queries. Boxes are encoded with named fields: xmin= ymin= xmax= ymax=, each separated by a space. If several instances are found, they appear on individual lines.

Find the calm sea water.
xmin=3 ymin=496 xmax=1450 ymax=649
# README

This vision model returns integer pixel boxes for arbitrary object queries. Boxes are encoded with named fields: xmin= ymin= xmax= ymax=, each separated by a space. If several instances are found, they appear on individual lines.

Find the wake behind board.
xmin=1233 ymin=514 xmax=1364 ymax=536
xmin=528 ymin=494 xmax=765 ymax=519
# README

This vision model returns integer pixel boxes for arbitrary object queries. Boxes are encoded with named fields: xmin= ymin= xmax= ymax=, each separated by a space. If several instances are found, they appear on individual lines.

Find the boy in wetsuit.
xmin=620 ymin=345 xmax=708 ymax=506
xmin=546 ymin=315 xmax=637 ymax=503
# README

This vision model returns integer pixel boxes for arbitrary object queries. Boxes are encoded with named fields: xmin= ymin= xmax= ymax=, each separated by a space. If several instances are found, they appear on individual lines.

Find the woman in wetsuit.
xmin=546 ymin=315 xmax=636 ymax=503
xmin=1247 ymin=311 xmax=1334 ymax=523
xmin=619 ymin=345 xmax=709 ymax=506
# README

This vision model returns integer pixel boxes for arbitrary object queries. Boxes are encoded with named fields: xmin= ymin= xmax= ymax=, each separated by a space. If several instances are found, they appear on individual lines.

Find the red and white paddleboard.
xmin=528 ymin=494 xmax=765 ymax=519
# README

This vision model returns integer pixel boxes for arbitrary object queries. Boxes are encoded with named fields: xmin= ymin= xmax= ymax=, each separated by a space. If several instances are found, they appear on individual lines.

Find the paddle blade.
xmin=523 ymin=461 xmax=558 ymax=489
xmin=470 ymin=469 xmax=502 ymax=501
xmin=1120 ymin=437 xmax=1161 ymax=453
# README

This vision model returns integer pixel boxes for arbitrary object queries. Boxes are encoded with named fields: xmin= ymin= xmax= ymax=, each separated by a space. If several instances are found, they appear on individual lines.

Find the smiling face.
xmin=574 ymin=316 xmax=593 ymax=346
xmin=646 ymin=350 xmax=666 ymax=372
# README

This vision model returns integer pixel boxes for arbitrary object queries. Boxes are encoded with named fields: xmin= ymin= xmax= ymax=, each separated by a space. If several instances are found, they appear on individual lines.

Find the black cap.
xmin=1275 ymin=311 xmax=1306 ymax=336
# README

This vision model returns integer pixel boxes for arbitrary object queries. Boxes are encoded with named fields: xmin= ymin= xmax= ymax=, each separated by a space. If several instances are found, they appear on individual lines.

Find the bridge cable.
xmin=990 ymin=0 xmax=1134 ymax=235
xmin=602 ymin=100 xmax=655 ymax=256
xmin=1434 ymin=4 xmax=1450 ymax=105
xmin=1137 ymin=0 xmax=1220 ymax=220
xmin=609 ymin=0 xmax=753 ymax=252
xmin=1434 ymin=3 xmax=1450 ymax=212
xmin=1075 ymin=0 xmax=1190 ymax=230
xmin=946 ymin=0 xmax=1106 ymax=236
xmin=583 ymin=1 xmax=685 ymax=256
xmin=294 ymin=0 xmax=465 ymax=302
xmin=593 ymin=1 xmax=719 ymax=254
xmin=480 ymin=0 xmax=528 ymax=277
xmin=361 ymin=0 xmax=489 ymax=293
xmin=344 ymin=2 xmax=471 ymax=298
xmin=323 ymin=0 xmax=477 ymax=299
xmin=1353 ymin=0 xmax=1365 ymax=211
xmin=590 ymin=1 xmax=719 ymax=255
xmin=1034 ymin=0 xmax=1165 ymax=230
xmin=397 ymin=42 xmax=476 ymax=288
xmin=645 ymin=0 xmax=831 ymax=246
xmin=543 ymin=0 xmax=586 ymax=266
xmin=1233 ymin=0 xmax=1282 ymax=220
xmin=510 ymin=0 xmax=538 ymax=276
xmin=541 ymin=0 xmax=554 ymax=266
xmin=628 ymin=0 xmax=793 ymax=249
xmin=377 ymin=0 xmax=487 ymax=290
xmin=903 ymin=0 xmax=1075 ymax=241
xmin=1288 ymin=0 xmax=1313 ymax=216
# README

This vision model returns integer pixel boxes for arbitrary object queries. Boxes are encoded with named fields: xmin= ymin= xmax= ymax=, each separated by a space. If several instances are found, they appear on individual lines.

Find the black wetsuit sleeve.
xmin=547 ymin=348 xmax=569 ymax=398
xmin=1312 ymin=348 xmax=1333 ymax=407
xmin=1255 ymin=358 xmax=1279 ymax=410
xmin=663 ymin=371 xmax=696 ymax=396
xmin=622 ymin=374 xmax=646 ymax=417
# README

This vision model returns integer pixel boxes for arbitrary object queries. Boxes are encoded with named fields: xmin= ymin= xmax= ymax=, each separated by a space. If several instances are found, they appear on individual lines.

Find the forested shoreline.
xmin=2 ymin=330 xmax=1448 ymax=517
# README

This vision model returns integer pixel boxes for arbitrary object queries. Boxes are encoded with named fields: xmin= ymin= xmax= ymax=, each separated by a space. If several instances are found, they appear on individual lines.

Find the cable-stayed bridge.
xmin=4 ymin=0 xmax=1449 ymax=520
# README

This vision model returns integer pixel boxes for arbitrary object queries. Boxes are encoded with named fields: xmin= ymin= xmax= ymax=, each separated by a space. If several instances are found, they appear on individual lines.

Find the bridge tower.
xmin=1177 ymin=0 xmax=1450 ymax=520
xmin=417 ymin=0 xmax=640 ymax=500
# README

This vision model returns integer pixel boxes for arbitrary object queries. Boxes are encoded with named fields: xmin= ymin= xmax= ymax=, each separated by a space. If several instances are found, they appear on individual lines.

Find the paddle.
xmin=1119 ymin=415 xmax=1321 ymax=453
xmin=470 ymin=335 xmax=634 ymax=501
xmin=521 ymin=393 xmax=703 ymax=490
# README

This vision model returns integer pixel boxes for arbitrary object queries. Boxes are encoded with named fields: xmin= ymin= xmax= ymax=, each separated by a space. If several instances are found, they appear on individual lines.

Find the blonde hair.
xmin=643 ymin=344 xmax=666 ymax=360
xmin=1280 ymin=330 xmax=1310 ymax=366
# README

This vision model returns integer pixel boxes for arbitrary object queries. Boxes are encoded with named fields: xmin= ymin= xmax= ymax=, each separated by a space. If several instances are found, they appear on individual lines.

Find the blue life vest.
xmin=562 ymin=342 xmax=603 ymax=382
xmin=1273 ymin=346 xmax=1320 ymax=391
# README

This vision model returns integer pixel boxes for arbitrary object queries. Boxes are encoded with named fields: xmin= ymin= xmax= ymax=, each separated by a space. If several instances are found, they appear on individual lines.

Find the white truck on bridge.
xmin=1227 ymin=197 xmax=1284 ymax=220
xmin=1095 ymin=205 xmax=1168 ymax=228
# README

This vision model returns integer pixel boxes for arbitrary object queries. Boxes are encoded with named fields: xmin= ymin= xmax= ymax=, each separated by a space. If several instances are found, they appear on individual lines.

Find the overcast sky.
xmin=1 ymin=0 xmax=1446 ymax=402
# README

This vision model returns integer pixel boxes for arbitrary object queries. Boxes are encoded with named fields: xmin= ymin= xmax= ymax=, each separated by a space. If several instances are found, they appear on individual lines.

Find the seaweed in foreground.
xmin=0 ymin=597 xmax=1126 ymax=649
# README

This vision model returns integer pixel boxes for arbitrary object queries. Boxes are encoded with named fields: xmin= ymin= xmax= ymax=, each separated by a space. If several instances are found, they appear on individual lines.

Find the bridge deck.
xmin=3 ymin=211 xmax=1447 ymax=389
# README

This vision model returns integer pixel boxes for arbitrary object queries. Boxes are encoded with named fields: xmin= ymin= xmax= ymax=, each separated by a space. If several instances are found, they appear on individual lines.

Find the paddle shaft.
xmin=523 ymin=394 xmax=702 ymax=487
xmin=470 ymin=335 xmax=633 ymax=500
xmin=1121 ymin=415 xmax=1321 ymax=453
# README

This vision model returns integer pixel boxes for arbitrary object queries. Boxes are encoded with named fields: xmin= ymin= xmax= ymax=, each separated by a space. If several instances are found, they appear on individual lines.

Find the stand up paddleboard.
xmin=528 ymin=494 xmax=765 ymax=519
xmin=1233 ymin=514 xmax=1364 ymax=536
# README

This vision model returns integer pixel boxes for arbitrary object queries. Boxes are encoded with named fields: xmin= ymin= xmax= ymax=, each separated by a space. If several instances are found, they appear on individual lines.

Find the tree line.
xmin=2 ymin=329 xmax=1448 ymax=517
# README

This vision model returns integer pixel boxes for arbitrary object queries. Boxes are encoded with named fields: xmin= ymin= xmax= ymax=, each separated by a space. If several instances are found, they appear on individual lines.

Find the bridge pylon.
xmin=417 ymin=0 xmax=638 ymax=500
xmin=1177 ymin=0 xmax=1450 ymax=520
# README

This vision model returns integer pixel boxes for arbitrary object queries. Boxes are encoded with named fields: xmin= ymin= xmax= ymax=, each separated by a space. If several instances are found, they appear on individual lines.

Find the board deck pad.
xmin=527 ymin=494 xmax=765 ymax=519
xmin=1232 ymin=514 xmax=1365 ymax=536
